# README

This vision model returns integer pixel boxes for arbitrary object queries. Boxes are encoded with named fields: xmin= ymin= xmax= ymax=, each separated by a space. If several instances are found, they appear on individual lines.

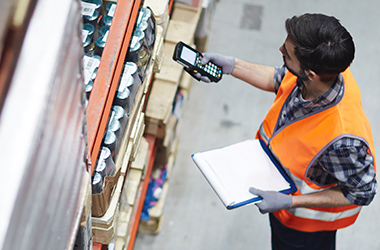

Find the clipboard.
xmin=192 ymin=139 xmax=297 ymax=209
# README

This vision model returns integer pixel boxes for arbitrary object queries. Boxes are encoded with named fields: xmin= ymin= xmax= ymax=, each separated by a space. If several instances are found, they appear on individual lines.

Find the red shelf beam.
xmin=86 ymin=0 xmax=142 ymax=174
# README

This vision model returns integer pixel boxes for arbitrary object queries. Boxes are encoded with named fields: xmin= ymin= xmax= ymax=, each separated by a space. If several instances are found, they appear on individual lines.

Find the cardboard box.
xmin=92 ymin=175 xmax=124 ymax=244
xmin=92 ymin=169 xmax=121 ymax=217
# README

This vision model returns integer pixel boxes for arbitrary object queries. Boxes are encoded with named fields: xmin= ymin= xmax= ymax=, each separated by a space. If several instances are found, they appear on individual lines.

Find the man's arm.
xmin=291 ymin=186 xmax=352 ymax=208
xmin=232 ymin=58 xmax=276 ymax=92
xmin=249 ymin=186 xmax=352 ymax=214
xmin=199 ymin=53 xmax=276 ymax=92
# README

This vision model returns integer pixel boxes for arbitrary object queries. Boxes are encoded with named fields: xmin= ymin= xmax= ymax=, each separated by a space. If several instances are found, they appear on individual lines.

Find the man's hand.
xmin=201 ymin=53 xmax=235 ymax=74
xmin=249 ymin=188 xmax=292 ymax=214
xmin=194 ymin=52 xmax=235 ymax=83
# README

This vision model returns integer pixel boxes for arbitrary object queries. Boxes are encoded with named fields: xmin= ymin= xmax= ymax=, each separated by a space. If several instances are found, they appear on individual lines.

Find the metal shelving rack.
xmin=86 ymin=0 xmax=142 ymax=174
xmin=0 ymin=0 xmax=176 ymax=249
xmin=88 ymin=0 xmax=174 ymax=249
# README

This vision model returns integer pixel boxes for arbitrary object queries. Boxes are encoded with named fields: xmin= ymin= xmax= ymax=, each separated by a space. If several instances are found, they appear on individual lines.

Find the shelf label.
xmin=81 ymin=2 xmax=96 ymax=16
xmin=102 ymin=30 xmax=109 ymax=43
xmin=83 ymin=55 xmax=100 ymax=84
xmin=108 ymin=4 xmax=116 ymax=17
xmin=82 ymin=29 xmax=89 ymax=43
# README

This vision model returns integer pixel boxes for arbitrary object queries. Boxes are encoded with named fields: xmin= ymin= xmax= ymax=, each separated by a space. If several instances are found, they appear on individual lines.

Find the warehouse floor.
xmin=134 ymin=0 xmax=380 ymax=249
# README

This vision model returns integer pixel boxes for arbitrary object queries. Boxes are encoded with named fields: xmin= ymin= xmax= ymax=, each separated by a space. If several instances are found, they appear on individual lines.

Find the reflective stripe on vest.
xmin=289 ymin=206 xmax=362 ymax=222
xmin=258 ymin=123 xmax=269 ymax=144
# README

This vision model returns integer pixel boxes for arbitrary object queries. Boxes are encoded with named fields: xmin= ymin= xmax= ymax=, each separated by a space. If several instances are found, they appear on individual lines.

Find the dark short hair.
xmin=285 ymin=13 xmax=355 ymax=76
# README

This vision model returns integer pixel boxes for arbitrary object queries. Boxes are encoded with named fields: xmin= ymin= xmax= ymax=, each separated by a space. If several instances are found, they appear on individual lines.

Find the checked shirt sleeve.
xmin=274 ymin=65 xmax=287 ymax=94
xmin=311 ymin=137 xmax=377 ymax=206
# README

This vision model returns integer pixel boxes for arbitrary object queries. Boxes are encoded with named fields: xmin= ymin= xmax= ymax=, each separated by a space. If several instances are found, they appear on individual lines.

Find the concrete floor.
xmin=134 ymin=0 xmax=380 ymax=249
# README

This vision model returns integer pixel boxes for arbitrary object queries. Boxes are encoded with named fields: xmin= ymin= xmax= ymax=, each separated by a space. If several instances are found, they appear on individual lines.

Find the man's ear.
xmin=305 ymin=70 xmax=317 ymax=81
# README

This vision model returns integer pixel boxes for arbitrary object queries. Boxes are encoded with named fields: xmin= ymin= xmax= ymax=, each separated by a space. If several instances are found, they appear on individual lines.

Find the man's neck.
xmin=301 ymin=77 xmax=337 ymax=101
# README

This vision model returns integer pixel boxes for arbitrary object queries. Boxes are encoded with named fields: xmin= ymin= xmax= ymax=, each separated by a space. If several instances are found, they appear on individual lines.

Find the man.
xmin=197 ymin=13 xmax=377 ymax=250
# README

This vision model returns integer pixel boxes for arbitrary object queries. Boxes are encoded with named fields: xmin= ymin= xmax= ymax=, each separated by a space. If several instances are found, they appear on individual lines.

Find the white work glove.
xmin=249 ymin=187 xmax=292 ymax=214
xmin=195 ymin=52 xmax=235 ymax=83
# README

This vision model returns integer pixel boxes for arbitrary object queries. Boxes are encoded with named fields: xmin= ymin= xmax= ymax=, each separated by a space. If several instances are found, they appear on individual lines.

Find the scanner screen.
xmin=181 ymin=46 xmax=196 ymax=65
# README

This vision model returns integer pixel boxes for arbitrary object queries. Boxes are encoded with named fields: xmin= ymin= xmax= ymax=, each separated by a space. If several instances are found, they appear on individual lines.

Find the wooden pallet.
xmin=165 ymin=3 xmax=202 ymax=45
xmin=92 ymin=129 xmax=148 ymax=244
xmin=144 ymin=2 xmax=201 ymax=140
xmin=114 ymin=137 xmax=150 ymax=249
xmin=144 ymin=78 xmax=180 ymax=139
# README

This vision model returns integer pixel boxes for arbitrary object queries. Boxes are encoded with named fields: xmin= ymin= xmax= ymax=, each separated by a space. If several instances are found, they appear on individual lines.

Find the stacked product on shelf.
xmin=86 ymin=1 xmax=168 ymax=250
xmin=0 ymin=0 xmax=205 ymax=249
xmin=140 ymin=1 xmax=202 ymax=235
xmin=0 ymin=0 xmax=205 ymax=250
xmin=79 ymin=0 xmax=156 ymax=217
xmin=81 ymin=0 xmax=116 ymax=56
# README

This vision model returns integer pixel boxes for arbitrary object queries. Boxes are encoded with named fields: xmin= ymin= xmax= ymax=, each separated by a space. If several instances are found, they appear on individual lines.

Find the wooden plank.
xmin=129 ymin=112 xmax=145 ymax=161
xmin=151 ymin=26 xmax=164 ymax=74
xmin=125 ymin=169 xmax=143 ymax=206
xmin=115 ymin=205 xmax=133 ymax=250
xmin=145 ymin=79 xmax=178 ymax=120
xmin=142 ymin=59 xmax=154 ymax=94
xmin=165 ymin=20 xmax=196 ymax=45
xmin=92 ymin=203 xmax=120 ymax=245
xmin=144 ymin=108 xmax=172 ymax=139
xmin=154 ymin=54 xmax=183 ymax=83
xmin=131 ymin=137 xmax=149 ymax=171
xmin=171 ymin=2 xmax=201 ymax=25
xmin=164 ymin=2 xmax=202 ymax=48
xmin=120 ymin=141 xmax=133 ymax=176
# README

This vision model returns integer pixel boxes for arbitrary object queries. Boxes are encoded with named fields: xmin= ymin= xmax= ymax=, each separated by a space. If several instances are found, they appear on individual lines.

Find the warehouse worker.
xmin=197 ymin=13 xmax=377 ymax=250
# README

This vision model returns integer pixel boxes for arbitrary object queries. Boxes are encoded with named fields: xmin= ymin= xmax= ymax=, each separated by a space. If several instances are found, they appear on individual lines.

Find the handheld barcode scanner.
xmin=172 ymin=41 xmax=223 ymax=83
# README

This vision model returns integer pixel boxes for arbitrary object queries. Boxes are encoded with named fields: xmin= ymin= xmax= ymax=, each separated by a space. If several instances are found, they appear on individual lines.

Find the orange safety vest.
xmin=256 ymin=68 xmax=376 ymax=232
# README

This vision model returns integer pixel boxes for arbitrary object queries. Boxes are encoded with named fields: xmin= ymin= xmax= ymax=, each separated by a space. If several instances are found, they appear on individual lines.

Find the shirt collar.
xmin=296 ymin=74 xmax=344 ymax=108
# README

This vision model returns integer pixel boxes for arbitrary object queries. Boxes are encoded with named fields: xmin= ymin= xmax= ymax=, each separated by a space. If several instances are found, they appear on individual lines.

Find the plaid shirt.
xmin=273 ymin=66 xmax=377 ymax=205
